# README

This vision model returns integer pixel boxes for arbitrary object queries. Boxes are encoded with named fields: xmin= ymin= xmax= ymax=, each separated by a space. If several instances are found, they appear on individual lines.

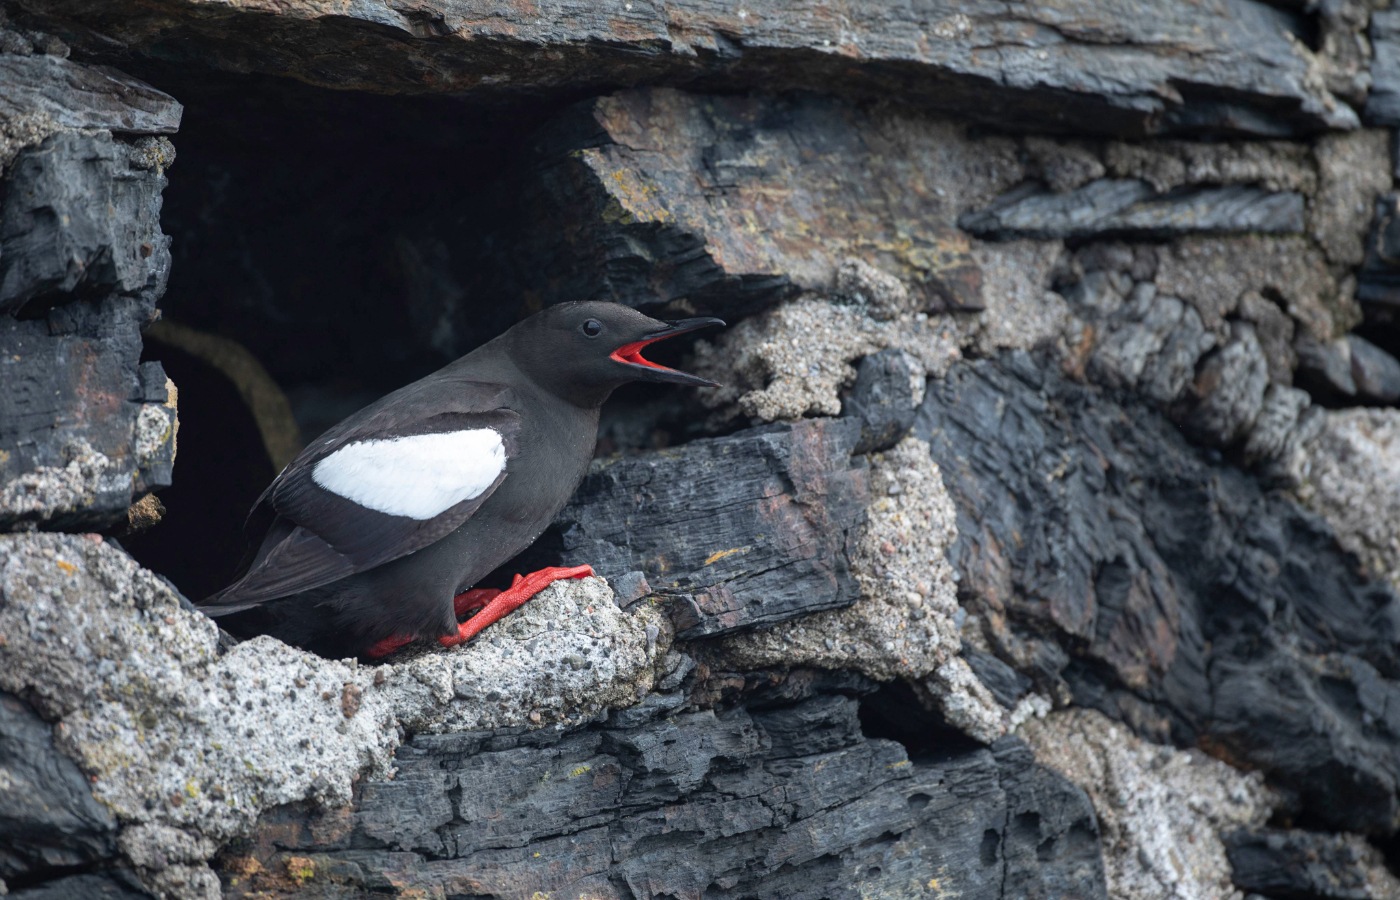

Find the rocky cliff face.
xmin=4 ymin=1 xmax=1400 ymax=898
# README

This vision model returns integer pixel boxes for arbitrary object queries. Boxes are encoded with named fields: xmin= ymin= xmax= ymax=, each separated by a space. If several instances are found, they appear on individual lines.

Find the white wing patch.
xmin=311 ymin=428 xmax=506 ymax=520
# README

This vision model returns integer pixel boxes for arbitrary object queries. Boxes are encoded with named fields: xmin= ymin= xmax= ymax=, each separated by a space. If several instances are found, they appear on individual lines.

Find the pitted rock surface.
xmin=0 ymin=534 xmax=668 ymax=896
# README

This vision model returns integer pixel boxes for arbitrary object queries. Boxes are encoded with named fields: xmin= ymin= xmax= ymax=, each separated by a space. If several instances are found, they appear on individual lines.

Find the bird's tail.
xmin=197 ymin=583 xmax=260 ymax=617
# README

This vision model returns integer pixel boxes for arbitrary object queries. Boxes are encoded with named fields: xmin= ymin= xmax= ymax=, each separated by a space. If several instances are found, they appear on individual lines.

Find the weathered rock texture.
xmin=1298 ymin=408 xmax=1400 ymax=593
xmin=710 ymin=436 xmax=1009 ymax=744
xmin=0 ymin=533 xmax=670 ymax=897
xmin=215 ymin=699 xmax=1105 ymax=899
xmin=0 ymin=52 xmax=179 ymax=174
xmin=1021 ymin=709 xmax=1276 ymax=900
xmin=0 ymin=24 xmax=180 ymax=530
xmin=13 ymin=0 xmax=1360 ymax=136
xmin=6 ymin=0 xmax=1400 ymax=897
xmin=1225 ymin=828 xmax=1400 ymax=899
xmin=0 ymin=691 xmax=119 ymax=885
xmin=919 ymin=352 xmax=1400 ymax=835
xmin=521 ymin=417 xmax=870 ymax=639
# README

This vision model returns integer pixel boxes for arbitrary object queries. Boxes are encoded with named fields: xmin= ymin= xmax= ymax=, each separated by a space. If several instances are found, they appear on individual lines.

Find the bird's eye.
xmin=581 ymin=319 xmax=603 ymax=337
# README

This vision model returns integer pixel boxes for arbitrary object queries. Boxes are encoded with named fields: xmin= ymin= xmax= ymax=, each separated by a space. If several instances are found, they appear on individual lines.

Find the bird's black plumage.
xmin=202 ymin=302 xmax=721 ymax=658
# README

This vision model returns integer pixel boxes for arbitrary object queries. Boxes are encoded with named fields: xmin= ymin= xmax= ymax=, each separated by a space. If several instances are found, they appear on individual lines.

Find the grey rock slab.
xmin=994 ymin=738 xmax=1108 ymax=900
xmin=0 ymin=53 xmax=180 ymax=162
xmin=20 ymin=0 xmax=1356 ymax=136
xmin=519 ymin=417 xmax=870 ymax=639
xmin=1225 ymin=828 xmax=1400 ymax=899
xmin=0 ymin=533 xmax=669 ymax=895
xmin=219 ymin=695 xmax=1107 ymax=898
xmin=1183 ymin=320 xmax=1271 ymax=447
xmin=961 ymin=179 xmax=1305 ymax=240
xmin=963 ymin=648 xmax=1034 ymax=709
xmin=845 ymin=348 xmax=923 ymax=455
xmin=1296 ymin=333 xmax=1360 ymax=399
xmin=1368 ymin=8 xmax=1400 ymax=126
xmin=709 ymin=436 xmax=1005 ymax=741
xmin=515 ymin=91 xmax=1008 ymax=319
xmin=0 ymin=72 xmax=177 ymax=530
xmin=7 ymin=872 xmax=150 ymax=900
xmin=1348 ymin=333 xmax=1400 ymax=403
xmin=0 ymin=130 xmax=172 ymax=312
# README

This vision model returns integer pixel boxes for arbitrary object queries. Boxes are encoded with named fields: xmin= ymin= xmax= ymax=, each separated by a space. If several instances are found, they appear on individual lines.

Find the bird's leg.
xmin=364 ymin=571 xmax=585 ymax=659
xmin=439 ymin=565 xmax=594 ymax=648
xmin=365 ymin=632 xmax=415 ymax=659
xmin=364 ymin=586 xmax=503 ymax=659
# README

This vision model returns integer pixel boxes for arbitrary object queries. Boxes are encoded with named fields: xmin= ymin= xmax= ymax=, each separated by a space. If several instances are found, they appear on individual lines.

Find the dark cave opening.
xmin=148 ymin=70 xmax=564 ymax=411
xmin=857 ymin=680 xmax=985 ymax=761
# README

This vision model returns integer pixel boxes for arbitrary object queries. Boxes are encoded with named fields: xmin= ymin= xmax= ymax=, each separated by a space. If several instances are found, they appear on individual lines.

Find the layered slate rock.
xmin=219 ymin=695 xmax=1107 ymax=899
xmin=0 ymin=298 xmax=176 ymax=530
xmin=1225 ymin=828 xmax=1400 ymax=898
xmin=17 ymin=0 xmax=1356 ymax=136
xmin=1357 ymin=192 xmax=1400 ymax=311
xmin=0 ymin=41 xmax=180 ymax=530
xmin=510 ymin=89 xmax=1000 ymax=320
xmin=3 ymin=2 xmax=1398 ymax=896
xmin=1049 ymin=238 xmax=1356 ymax=459
xmin=521 ymin=417 xmax=869 ymax=638
xmin=960 ymin=180 xmax=1306 ymax=240
xmin=495 ymin=90 xmax=1380 ymax=356
xmin=7 ymin=873 xmax=150 ymax=900
xmin=918 ymin=351 xmax=1400 ymax=834
xmin=1368 ymin=7 xmax=1400 ymax=126
xmin=0 ymin=52 xmax=180 ymax=169
xmin=0 ymin=130 xmax=173 ymax=310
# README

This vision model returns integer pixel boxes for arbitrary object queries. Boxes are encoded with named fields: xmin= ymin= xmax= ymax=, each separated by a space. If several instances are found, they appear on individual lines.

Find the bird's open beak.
xmin=610 ymin=317 xmax=726 ymax=387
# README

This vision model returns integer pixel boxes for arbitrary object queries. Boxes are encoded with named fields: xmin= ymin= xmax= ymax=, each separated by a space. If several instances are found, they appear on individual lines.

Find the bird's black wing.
xmin=200 ymin=380 xmax=521 ymax=615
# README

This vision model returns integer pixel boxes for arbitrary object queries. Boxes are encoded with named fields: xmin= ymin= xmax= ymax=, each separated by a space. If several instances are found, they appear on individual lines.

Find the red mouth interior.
xmin=610 ymin=336 xmax=675 ymax=371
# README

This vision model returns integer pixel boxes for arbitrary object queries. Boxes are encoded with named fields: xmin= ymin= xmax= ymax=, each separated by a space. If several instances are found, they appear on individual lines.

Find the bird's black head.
xmin=505 ymin=301 xmax=724 ymax=407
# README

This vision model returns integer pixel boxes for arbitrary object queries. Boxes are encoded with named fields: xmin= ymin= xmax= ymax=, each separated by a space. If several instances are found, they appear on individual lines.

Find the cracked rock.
xmin=0 ymin=534 xmax=668 ymax=897
xmin=712 ymin=437 xmax=1005 ymax=743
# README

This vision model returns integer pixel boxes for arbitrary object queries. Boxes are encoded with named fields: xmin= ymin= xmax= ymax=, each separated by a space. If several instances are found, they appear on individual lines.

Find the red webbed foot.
xmin=439 ymin=565 xmax=594 ymax=648
xmin=453 ymin=586 xmax=502 ymax=619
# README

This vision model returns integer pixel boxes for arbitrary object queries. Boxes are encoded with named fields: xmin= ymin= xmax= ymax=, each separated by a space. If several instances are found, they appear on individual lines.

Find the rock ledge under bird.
xmin=200 ymin=302 xmax=722 ymax=659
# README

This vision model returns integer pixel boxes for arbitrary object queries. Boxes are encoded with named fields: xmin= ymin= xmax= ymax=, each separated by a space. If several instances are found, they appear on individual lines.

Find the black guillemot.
xmin=200 ymin=302 xmax=723 ymax=659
